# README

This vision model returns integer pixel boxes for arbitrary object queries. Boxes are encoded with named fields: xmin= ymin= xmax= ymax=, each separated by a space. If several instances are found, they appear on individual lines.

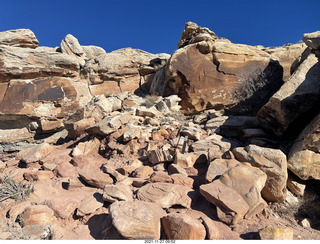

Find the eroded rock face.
xmin=0 ymin=29 xmax=39 ymax=48
xmin=109 ymin=201 xmax=166 ymax=240
xmin=152 ymin=22 xmax=284 ymax=114
xmin=257 ymin=53 xmax=320 ymax=136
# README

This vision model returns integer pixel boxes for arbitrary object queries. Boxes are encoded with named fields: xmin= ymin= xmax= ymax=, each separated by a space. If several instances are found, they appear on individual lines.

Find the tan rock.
xmin=170 ymin=173 xmax=194 ymax=187
xmin=303 ymin=31 xmax=320 ymax=50
xmin=23 ymin=170 xmax=54 ymax=181
xmin=102 ymin=184 xmax=133 ymax=203
xmin=40 ymin=119 xmax=64 ymax=133
xmin=76 ymin=192 xmax=104 ymax=217
xmin=72 ymin=137 xmax=100 ymax=157
xmin=200 ymin=180 xmax=249 ymax=225
xmin=131 ymin=166 xmax=154 ymax=178
xmin=288 ymin=112 xmax=320 ymax=180
xmin=287 ymin=173 xmax=306 ymax=196
xmin=206 ymin=159 xmax=240 ymax=182
xmin=257 ymin=53 xmax=320 ymax=136
xmin=109 ymin=200 xmax=166 ymax=240
xmin=174 ymin=153 xmax=198 ymax=168
xmin=180 ymin=127 xmax=202 ymax=141
xmin=147 ymin=149 xmax=173 ymax=165
xmin=0 ymin=29 xmax=39 ymax=48
xmin=60 ymin=34 xmax=86 ymax=61
xmin=17 ymin=143 xmax=55 ymax=164
xmin=137 ymin=182 xmax=194 ymax=208
xmin=135 ymin=106 xmax=163 ymax=118
xmin=53 ymin=162 xmax=78 ymax=178
xmin=259 ymin=227 xmax=293 ymax=240
xmin=82 ymin=45 xmax=106 ymax=59
xmin=78 ymin=167 xmax=113 ymax=189
xmin=162 ymin=213 xmax=206 ymax=240
xmin=8 ymin=201 xmax=32 ymax=222
xmin=46 ymin=197 xmax=79 ymax=219
xmin=158 ymin=25 xmax=283 ymax=114
xmin=0 ymin=127 xmax=35 ymax=144
xmin=233 ymin=145 xmax=288 ymax=202
xmin=123 ymin=127 xmax=141 ymax=142
xmin=168 ymin=163 xmax=188 ymax=176
xmin=148 ymin=171 xmax=173 ymax=183
xmin=21 ymin=205 xmax=55 ymax=227
xmin=65 ymin=117 xmax=96 ymax=138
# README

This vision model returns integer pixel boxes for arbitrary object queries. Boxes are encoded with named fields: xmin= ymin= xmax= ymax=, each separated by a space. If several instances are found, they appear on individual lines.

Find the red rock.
xmin=46 ymin=197 xmax=79 ymax=219
xmin=21 ymin=205 xmax=55 ymax=227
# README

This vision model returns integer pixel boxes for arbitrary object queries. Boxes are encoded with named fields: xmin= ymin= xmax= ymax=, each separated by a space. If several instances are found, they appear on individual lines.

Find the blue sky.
xmin=0 ymin=0 xmax=319 ymax=54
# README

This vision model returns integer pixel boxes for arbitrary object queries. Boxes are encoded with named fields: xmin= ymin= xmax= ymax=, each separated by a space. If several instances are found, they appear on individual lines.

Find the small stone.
xmin=300 ymin=218 xmax=311 ymax=228
xmin=123 ymin=127 xmax=141 ymax=142
xmin=149 ymin=171 xmax=173 ymax=183
xmin=131 ymin=166 xmax=154 ymax=178
xmin=180 ymin=127 xmax=201 ymax=141
xmin=72 ymin=137 xmax=100 ymax=157
xmin=148 ymin=149 xmax=173 ymax=165
xmin=23 ymin=171 xmax=54 ymax=181
xmin=54 ymin=162 xmax=78 ymax=178
xmin=174 ymin=153 xmax=198 ymax=168
xmin=259 ymin=227 xmax=294 ymax=240
xmin=78 ymin=167 xmax=114 ymax=189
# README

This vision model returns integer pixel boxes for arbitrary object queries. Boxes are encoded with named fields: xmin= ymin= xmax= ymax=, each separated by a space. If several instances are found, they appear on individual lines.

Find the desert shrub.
xmin=0 ymin=173 xmax=33 ymax=202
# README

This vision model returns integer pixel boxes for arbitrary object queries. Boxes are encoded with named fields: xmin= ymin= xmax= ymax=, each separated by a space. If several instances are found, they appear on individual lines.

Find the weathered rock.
xmin=168 ymin=163 xmax=188 ymax=176
xmin=257 ymin=53 xmax=320 ymax=136
xmin=85 ymin=113 xmax=131 ymax=136
xmin=53 ymin=161 xmax=78 ymax=178
xmin=233 ymin=145 xmax=288 ymax=202
xmin=259 ymin=227 xmax=294 ymax=240
xmin=200 ymin=163 xmax=267 ymax=225
xmin=174 ymin=152 xmax=198 ymax=168
xmin=123 ymin=127 xmax=141 ymax=142
xmin=170 ymin=173 xmax=194 ymax=187
xmin=72 ymin=137 xmax=100 ymax=157
xmin=177 ymin=21 xmax=218 ymax=49
xmin=60 ymin=34 xmax=86 ymax=62
xmin=303 ymin=31 xmax=320 ymax=50
xmin=286 ymin=173 xmax=306 ymax=196
xmin=135 ymin=106 xmax=163 ymax=118
xmin=82 ymin=45 xmax=106 ymax=59
xmin=45 ymin=197 xmax=79 ymax=219
xmin=65 ymin=118 xmax=96 ymax=139
xmin=288 ymin=112 xmax=320 ymax=180
xmin=147 ymin=149 xmax=173 ymax=165
xmin=180 ymin=127 xmax=202 ymax=141
xmin=109 ymin=200 xmax=166 ymax=240
xmin=162 ymin=213 xmax=206 ymax=240
xmin=205 ymin=159 xmax=240 ymax=182
xmin=78 ymin=167 xmax=113 ymax=189
xmin=82 ymin=47 xmax=169 ymax=95
xmin=263 ymin=43 xmax=307 ymax=81
xmin=191 ymin=134 xmax=231 ymax=160
xmin=131 ymin=166 xmax=154 ymax=178
xmin=23 ymin=170 xmax=54 ymax=181
xmin=102 ymin=184 xmax=133 ymax=203
xmin=137 ymin=182 xmax=194 ymax=208
xmin=200 ymin=180 xmax=249 ymax=225
xmin=148 ymin=171 xmax=172 ymax=183
xmin=156 ymin=23 xmax=283 ymax=114
xmin=0 ymin=45 xmax=80 ymax=82
xmin=17 ymin=143 xmax=55 ymax=164
xmin=0 ymin=127 xmax=35 ymax=144
xmin=8 ymin=201 xmax=32 ymax=222
xmin=0 ymin=29 xmax=39 ymax=48
xmin=76 ymin=192 xmax=104 ymax=216
xmin=21 ymin=205 xmax=55 ymax=227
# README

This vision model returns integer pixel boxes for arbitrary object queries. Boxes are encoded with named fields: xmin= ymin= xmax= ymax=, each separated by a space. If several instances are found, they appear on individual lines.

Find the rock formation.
xmin=0 ymin=25 xmax=320 ymax=241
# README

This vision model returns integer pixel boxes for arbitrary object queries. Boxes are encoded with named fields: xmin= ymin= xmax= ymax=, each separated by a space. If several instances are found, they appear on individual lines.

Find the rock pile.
xmin=0 ymin=24 xmax=320 ymax=240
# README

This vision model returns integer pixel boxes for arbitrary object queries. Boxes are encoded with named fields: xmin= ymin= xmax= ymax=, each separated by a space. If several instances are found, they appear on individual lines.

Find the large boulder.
xmin=60 ymin=34 xmax=87 ymax=63
xmin=151 ymin=22 xmax=284 ymax=114
xmin=233 ymin=145 xmax=288 ymax=202
xmin=263 ymin=43 xmax=307 ymax=81
xmin=82 ymin=47 xmax=170 ymax=96
xmin=288 ymin=112 xmax=320 ymax=180
xmin=200 ymin=163 xmax=267 ymax=225
xmin=303 ymin=31 xmax=320 ymax=50
xmin=257 ymin=52 xmax=320 ymax=136
xmin=109 ymin=201 xmax=166 ymax=240
xmin=0 ymin=29 xmax=39 ymax=48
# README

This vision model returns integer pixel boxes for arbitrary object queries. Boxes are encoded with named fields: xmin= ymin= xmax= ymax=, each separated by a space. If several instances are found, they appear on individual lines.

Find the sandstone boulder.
xmin=17 ymin=143 xmax=55 ymax=164
xmin=257 ymin=53 xmax=320 ymax=136
xmin=162 ymin=213 xmax=206 ymax=240
xmin=0 ymin=29 xmax=39 ymax=48
xmin=71 ymin=137 xmax=100 ymax=157
xmin=200 ymin=163 xmax=267 ymax=225
xmin=45 ymin=197 xmax=79 ymax=219
xmin=233 ymin=145 xmax=288 ymax=202
xmin=109 ymin=200 xmax=166 ymax=240
xmin=288 ymin=112 xmax=320 ymax=180
xmin=76 ymin=192 xmax=104 ymax=217
xmin=205 ymin=159 xmax=240 ymax=182
xmin=303 ymin=31 xmax=320 ymax=50
xmin=137 ymin=182 xmax=194 ymax=208
xmin=60 ymin=34 xmax=86 ymax=62
xmin=78 ymin=167 xmax=113 ymax=189
xmin=21 ymin=205 xmax=55 ymax=227
xmin=102 ymin=184 xmax=133 ymax=203
xmin=153 ymin=23 xmax=283 ymax=114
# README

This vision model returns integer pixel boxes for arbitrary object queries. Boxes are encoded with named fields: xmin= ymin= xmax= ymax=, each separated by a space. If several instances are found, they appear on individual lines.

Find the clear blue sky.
xmin=0 ymin=0 xmax=319 ymax=54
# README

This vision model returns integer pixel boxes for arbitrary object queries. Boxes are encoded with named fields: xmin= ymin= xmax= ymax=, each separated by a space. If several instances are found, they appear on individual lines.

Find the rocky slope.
xmin=0 ymin=23 xmax=319 ymax=240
